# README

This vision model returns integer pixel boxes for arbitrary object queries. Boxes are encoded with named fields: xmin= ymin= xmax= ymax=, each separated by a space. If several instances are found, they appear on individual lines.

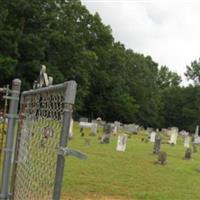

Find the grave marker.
xmin=184 ymin=135 xmax=190 ymax=148
xmin=150 ymin=131 xmax=156 ymax=142
xmin=153 ymin=132 xmax=162 ymax=154
xmin=116 ymin=134 xmax=128 ymax=152
xmin=169 ymin=127 xmax=178 ymax=145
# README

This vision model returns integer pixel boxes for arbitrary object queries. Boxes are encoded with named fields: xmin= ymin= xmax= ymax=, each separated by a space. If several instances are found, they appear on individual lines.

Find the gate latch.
xmin=58 ymin=147 xmax=87 ymax=160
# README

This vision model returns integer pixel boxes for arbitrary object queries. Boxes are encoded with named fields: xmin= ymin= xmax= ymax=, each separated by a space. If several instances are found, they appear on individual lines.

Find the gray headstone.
xmin=153 ymin=133 xmax=162 ymax=154
xmin=100 ymin=123 xmax=112 ymax=144
xmin=79 ymin=117 xmax=88 ymax=122
xmin=157 ymin=151 xmax=167 ymax=165
xmin=183 ymin=148 xmax=192 ymax=160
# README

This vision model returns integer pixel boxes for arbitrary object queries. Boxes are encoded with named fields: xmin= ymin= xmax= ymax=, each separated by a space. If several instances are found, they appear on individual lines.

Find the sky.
xmin=81 ymin=0 xmax=200 ymax=85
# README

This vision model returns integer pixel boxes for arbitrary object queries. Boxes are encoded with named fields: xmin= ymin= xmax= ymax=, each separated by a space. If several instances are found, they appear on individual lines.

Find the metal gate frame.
xmin=0 ymin=80 xmax=87 ymax=200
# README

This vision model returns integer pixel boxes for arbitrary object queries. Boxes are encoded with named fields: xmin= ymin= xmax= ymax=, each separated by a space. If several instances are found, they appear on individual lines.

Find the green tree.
xmin=157 ymin=66 xmax=182 ymax=89
xmin=185 ymin=58 xmax=200 ymax=84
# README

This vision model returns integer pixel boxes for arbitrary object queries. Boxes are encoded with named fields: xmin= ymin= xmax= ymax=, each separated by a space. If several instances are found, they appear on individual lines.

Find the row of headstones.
xmin=149 ymin=127 xmax=179 ymax=145
xmin=151 ymin=129 xmax=200 ymax=165
xmin=79 ymin=118 xmax=121 ymax=136
xmin=148 ymin=125 xmax=200 ymax=147
xmin=79 ymin=117 xmax=141 ymax=135
xmin=78 ymin=119 xmax=128 ymax=151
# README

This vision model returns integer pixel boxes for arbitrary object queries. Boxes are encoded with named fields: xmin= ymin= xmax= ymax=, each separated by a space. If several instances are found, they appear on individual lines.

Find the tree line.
xmin=0 ymin=0 xmax=200 ymax=132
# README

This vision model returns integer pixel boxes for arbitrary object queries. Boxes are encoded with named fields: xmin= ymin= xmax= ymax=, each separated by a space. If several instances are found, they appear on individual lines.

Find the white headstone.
xmin=150 ymin=131 xmax=156 ymax=142
xmin=169 ymin=127 xmax=178 ymax=145
xmin=184 ymin=135 xmax=190 ymax=148
xmin=112 ymin=125 xmax=117 ymax=134
xmin=116 ymin=134 xmax=128 ymax=152
xmin=194 ymin=136 xmax=200 ymax=144
xmin=195 ymin=125 xmax=199 ymax=137
xmin=91 ymin=123 xmax=97 ymax=136
xmin=79 ymin=121 xmax=92 ymax=128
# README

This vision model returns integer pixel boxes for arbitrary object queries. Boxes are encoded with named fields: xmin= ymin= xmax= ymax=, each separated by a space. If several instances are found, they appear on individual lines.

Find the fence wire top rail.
xmin=22 ymin=82 xmax=68 ymax=96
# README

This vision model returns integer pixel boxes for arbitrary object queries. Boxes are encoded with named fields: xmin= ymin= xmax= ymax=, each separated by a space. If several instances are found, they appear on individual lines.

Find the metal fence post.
xmin=0 ymin=79 xmax=21 ymax=200
xmin=52 ymin=81 xmax=77 ymax=200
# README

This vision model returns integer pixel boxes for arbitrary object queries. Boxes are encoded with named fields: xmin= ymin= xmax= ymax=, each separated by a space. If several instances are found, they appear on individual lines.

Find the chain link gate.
xmin=10 ymin=81 xmax=79 ymax=200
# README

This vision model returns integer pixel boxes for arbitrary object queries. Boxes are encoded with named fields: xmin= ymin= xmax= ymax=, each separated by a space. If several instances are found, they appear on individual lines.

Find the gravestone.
xmin=192 ymin=143 xmax=198 ymax=153
xmin=153 ymin=132 xmax=162 ymax=154
xmin=79 ymin=121 xmax=92 ymax=129
xmin=112 ymin=121 xmax=120 ymax=135
xmin=116 ymin=134 xmax=128 ymax=152
xmin=112 ymin=125 xmax=117 ymax=135
xmin=150 ymin=131 xmax=156 ymax=142
xmin=183 ymin=148 xmax=192 ymax=160
xmin=184 ymin=135 xmax=190 ymax=148
xmin=100 ymin=123 xmax=112 ymax=144
xmin=194 ymin=125 xmax=200 ymax=144
xmin=147 ymin=127 xmax=153 ymax=133
xmin=79 ymin=117 xmax=89 ymax=122
xmin=155 ymin=151 xmax=167 ymax=165
xmin=195 ymin=125 xmax=199 ymax=137
xmin=84 ymin=138 xmax=91 ymax=146
xmin=169 ymin=127 xmax=178 ymax=145
xmin=91 ymin=123 xmax=97 ymax=136
xmin=124 ymin=124 xmax=139 ymax=134
xmin=194 ymin=136 xmax=200 ymax=144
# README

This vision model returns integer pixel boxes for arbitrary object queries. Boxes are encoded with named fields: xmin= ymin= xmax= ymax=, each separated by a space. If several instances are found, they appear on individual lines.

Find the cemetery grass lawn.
xmin=62 ymin=123 xmax=200 ymax=200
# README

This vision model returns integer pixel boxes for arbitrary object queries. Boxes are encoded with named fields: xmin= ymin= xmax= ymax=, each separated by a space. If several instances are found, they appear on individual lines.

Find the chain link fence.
xmin=10 ymin=81 xmax=77 ymax=200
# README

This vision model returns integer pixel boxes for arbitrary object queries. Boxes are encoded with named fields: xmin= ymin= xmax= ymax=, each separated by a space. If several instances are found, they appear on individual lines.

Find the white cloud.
xmin=81 ymin=0 xmax=200 ymax=85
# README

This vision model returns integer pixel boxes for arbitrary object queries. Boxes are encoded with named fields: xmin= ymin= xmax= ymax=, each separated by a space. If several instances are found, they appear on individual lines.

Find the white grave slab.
xmin=112 ymin=125 xmax=117 ymax=134
xmin=150 ymin=131 xmax=156 ymax=142
xmin=79 ymin=121 xmax=92 ymax=128
xmin=91 ymin=123 xmax=97 ymax=135
xmin=116 ymin=134 xmax=128 ymax=152
xmin=194 ymin=136 xmax=200 ymax=144
xmin=195 ymin=125 xmax=199 ymax=137
xmin=184 ymin=135 xmax=190 ymax=148
xmin=169 ymin=127 xmax=178 ymax=145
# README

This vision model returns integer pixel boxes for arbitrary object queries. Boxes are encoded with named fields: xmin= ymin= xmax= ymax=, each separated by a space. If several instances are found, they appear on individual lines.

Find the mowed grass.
xmin=62 ymin=123 xmax=200 ymax=200
xmin=0 ymin=122 xmax=200 ymax=200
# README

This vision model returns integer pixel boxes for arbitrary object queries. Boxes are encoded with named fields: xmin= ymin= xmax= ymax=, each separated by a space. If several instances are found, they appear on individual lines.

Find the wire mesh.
xmin=13 ymin=86 xmax=66 ymax=200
